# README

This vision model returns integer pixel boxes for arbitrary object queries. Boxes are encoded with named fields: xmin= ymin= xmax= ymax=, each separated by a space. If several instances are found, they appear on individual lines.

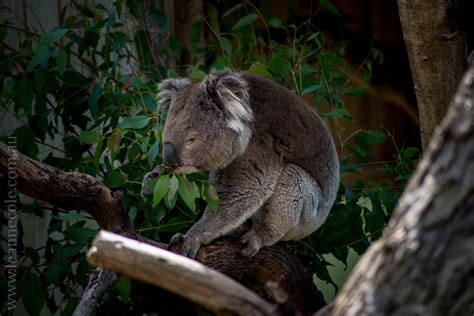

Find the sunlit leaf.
xmin=153 ymin=175 xmax=170 ymax=207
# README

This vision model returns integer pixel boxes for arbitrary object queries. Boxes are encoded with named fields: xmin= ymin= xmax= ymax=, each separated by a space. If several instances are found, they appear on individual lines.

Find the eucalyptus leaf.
xmin=22 ymin=273 xmax=46 ymax=316
xmin=79 ymin=130 xmax=101 ymax=144
xmin=232 ymin=13 xmax=258 ymax=30
xmin=56 ymin=48 xmax=68 ymax=75
xmin=42 ymin=27 xmax=69 ymax=44
xmin=119 ymin=115 xmax=150 ymax=129
xmin=153 ymin=175 xmax=170 ymax=207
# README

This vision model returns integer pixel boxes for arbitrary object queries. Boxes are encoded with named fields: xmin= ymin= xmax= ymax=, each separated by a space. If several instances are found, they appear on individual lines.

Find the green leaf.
xmin=165 ymin=188 xmax=178 ymax=209
xmin=119 ymin=115 xmax=150 ymax=129
xmin=134 ymin=93 xmax=156 ymax=112
xmin=268 ymin=56 xmax=291 ymax=76
xmin=111 ymin=32 xmax=129 ymax=51
xmin=153 ymin=175 xmax=170 ymax=207
xmin=51 ymin=212 xmax=84 ymax=222
xmin=3 ymin=77 xmax=15 ymax=99
xmin=188 ymin=67 xmax=207 ymax=81
xmin=22 ymin=273 xmax=46 ymax=316
xmin=402 ymin=147 xmax=419 ymax=159
xmin=15 ymin=78 xmax=33 ymax=114
xmin=232 ymin=13 xmax=259 ymax=30
xmin=327 ymin=108 xmax=351 ymax=119
xmin=365 ymin=130 xmax=387 ymax=144
xmin=168 ymin=175 xmax=179 ymax=199
xmin=222 ymin=3 xmax=244 ymax=17
xmin=178 ymin=176 xmax=198 ymax=212
xmin=42 ymin=28 xmax=69 ymax=44
xmin=303 ymin=84 xmax=322 ymax=95
xmin=45 ymin=261 xmax=70 ymax=284
xmin=147 ymin=141 xmax=159 ymax=165
xmin=88 ymin=83 xmax=102 ymax=120
xmin=320 ymin=0 xmax=341 ymax=16
xmin=63 ymin=227 xmax=97 ymax=244
xmin=268 ymin=17 xmax=284 ymax=29
xmin=245 ymin=64 xmax=272 ymax=78
xmin=94 ymin=138 xmax=104 ymax=168
xmin=128 ymin=206 xmax=138 ymax=221
xmin=63 ymin=244 xmax=85 ymax=257
xmin=79 ymin=130 xmax=101 ymax=144
xmin=61 ymin=70 xmax=91 ymax=87
xmin=208 ymin=5 xmax=219 ymax=33
xmin=218 ymin=36 xmax=232 ymax=57
xmin=56 ymin=48 xmax=68 ymax=75
xmin=105 ymin=170 xmax=124 ymax=188
xmin=28 ymin=43 xmax=50 ymax=71
xmin=354 ymin=134 xmax=370 ymax=156
xmin=116 ymin=276 xmax=132 ymax=304
xmin=107 ymin=131 xmax=121 ymax=154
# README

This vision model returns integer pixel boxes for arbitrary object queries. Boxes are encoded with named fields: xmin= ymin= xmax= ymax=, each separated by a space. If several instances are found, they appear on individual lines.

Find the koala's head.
xmin=157 ymin=71 xmax=253 ymax=173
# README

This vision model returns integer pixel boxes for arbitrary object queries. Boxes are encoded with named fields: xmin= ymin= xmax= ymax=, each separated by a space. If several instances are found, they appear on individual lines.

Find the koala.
xmin=143 ymin=70 xmax=339 ymax=258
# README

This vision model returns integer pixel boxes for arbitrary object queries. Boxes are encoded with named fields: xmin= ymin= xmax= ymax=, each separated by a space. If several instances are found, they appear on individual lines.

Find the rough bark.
xmin=321 ymin=63 xmax=474 ymax=315
xmin=88 ymin=231 xmax=276 ymax=316
xmin=398 ymin=0 xmax=467 ymax=149
xmin=0 ymin=144 xmax=324 ymax=315
xmin=72 ymin=269 xmax=118 ymax=316
xmin=0 ymin=143 xmax=133 ymax=234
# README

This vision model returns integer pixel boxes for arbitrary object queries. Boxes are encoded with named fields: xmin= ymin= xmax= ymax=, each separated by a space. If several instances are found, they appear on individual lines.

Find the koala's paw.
xmin=141 ymin=165 xmax=165 ymax=198
xmin=240 ymin=230 xmax=262 ymax=257
xmin=168 ymin=233 xmax=202 ymax=259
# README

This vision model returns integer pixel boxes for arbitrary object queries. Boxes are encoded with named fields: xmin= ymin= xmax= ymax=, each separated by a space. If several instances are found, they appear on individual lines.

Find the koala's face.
xmin=158 ymin=72 xmax=253 ymax=173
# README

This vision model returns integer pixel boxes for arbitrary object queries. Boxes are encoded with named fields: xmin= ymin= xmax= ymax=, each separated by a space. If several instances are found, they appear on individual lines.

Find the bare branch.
xmin=88 ymin=231 xmax=276 ymax=316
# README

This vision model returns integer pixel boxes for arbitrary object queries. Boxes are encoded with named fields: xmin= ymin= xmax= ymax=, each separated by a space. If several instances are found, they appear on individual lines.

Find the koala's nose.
xmin=163 ymin=142 xmax=181 ymax=166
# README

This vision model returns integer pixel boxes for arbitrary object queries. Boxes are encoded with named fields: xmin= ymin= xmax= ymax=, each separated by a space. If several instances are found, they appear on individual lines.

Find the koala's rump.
xmin=242 ymin=74 xmax=339 ymax=206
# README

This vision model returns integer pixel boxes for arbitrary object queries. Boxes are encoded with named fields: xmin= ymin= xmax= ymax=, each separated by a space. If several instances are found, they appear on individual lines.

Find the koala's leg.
xmin=241 ymin=164 xmax=324 ymax=256
xmin=170 ymin=149 xmax=283 ymax=259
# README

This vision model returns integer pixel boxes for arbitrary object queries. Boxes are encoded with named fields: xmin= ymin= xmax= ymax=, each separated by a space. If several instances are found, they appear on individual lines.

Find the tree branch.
xmin=321 ymin=62 xmax=474 ymax=315
xmin=398 ymin=0 xmax=467 ymax=149
xmin=0 ymin=143 xmax=324 ymax=315
xmin=88 ymin=231 xmax=276 ymax=316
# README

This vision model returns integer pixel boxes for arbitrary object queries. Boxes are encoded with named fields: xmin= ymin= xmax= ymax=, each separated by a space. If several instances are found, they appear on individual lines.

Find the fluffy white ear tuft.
xmin=201 ymin=71 xmax=254 ymax=154
xmin=157 ymin=78 xmax=192 ymax=112
xmin=202 ymin=70 xmax=253 ymax=129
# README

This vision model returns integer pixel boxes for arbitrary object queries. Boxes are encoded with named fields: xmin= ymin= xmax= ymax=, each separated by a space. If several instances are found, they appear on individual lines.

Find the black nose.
xmin=163 ymin=143 xmax=180 ymax=166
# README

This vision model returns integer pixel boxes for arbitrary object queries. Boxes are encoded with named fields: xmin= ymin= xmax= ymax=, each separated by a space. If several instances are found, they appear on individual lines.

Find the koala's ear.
xmin=157 ymin=78 xmax=192 ymax=113
xmin=201 ymin=71 xmax=253 ymax=127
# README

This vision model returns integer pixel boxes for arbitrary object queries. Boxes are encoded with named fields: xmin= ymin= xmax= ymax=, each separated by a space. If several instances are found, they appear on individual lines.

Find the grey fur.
xmin=148 ymin=70 xmax=340 ymax=258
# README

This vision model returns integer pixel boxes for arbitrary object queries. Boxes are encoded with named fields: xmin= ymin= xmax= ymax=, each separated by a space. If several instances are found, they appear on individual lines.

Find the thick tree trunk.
xmin=398 ymin=0 xmax=467 ymax=149
xmin=321 ymin=63 xmax=474 ymax=315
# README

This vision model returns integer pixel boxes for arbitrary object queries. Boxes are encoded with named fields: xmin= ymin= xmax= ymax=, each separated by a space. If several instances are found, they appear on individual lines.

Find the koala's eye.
xmin=186 ymin=138 xmax=196 ymax=145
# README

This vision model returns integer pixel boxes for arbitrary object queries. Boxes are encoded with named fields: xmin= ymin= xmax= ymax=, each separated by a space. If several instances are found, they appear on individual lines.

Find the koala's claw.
xmin=169 ymin=233 xmax=201 ymax=259
xmin=141 ymin=165 xmax=165 ymax=198
xmin=168 ymin=233 xmax=185 ymax=250
xmin=240 ymin=230 xmax=262 ymax=257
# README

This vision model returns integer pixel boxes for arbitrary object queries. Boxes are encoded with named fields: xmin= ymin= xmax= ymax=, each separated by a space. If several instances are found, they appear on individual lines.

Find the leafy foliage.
xmin=0 ymin=0 xmax=419 ymax=314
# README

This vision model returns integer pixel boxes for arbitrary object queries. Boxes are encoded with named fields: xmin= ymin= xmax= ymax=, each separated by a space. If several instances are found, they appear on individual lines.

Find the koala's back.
xmin=242 ymin=74 xmax=339 ymax=209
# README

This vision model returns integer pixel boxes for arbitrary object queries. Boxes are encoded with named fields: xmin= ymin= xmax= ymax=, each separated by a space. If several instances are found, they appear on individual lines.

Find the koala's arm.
xmin=173 ymin=146 xmax=282 ymax=258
